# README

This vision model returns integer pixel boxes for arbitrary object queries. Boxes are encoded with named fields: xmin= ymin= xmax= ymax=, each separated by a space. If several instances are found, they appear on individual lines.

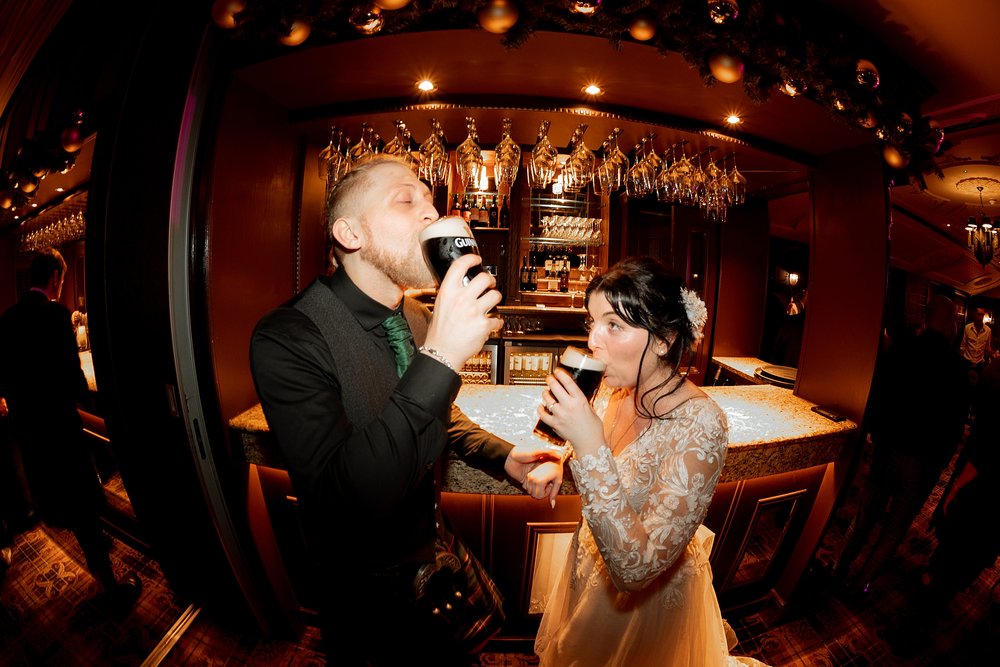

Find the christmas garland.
xmin=216 ymin=0 xmax=946 ymax=186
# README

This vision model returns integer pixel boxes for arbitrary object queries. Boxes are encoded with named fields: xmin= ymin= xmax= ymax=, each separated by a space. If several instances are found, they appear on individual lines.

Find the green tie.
xmin=382 ymin=312 xmax=415 ymax=377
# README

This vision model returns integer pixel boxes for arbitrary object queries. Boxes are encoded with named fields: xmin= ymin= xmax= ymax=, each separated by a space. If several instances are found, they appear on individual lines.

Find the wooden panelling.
xmin=206 ymin=78 xmax=300 ymax=421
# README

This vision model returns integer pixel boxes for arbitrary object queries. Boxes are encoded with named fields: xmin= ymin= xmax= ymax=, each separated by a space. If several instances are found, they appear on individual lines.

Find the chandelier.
xmin=966 ymin=185 xmax=999 ymax=268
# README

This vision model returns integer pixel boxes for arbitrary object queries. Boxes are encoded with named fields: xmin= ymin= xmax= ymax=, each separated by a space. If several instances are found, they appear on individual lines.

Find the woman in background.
xmin=529 ymin=256 xmax=766 ymax=667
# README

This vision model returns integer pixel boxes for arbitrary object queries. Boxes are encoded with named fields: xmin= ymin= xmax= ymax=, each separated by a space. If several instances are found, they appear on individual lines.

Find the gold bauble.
xmin=628 ymin=16 xmax=656 ymax=41
xmin=18 ymin=174 xmax=38 ymax=193
xmin=211 ymin=0 xmax=246 ymax=30
xmin=857 ymin=110 xmax=877 ymax=129
xmin=709 ymin=52 xmax=744 ymax=84
xmin=374 ymin=0 xmax=412 ymax=9
xmin=479 ymin=0 xmax=519 ymax=34
xmin=883 ymin=144 xmax=909 ymax=170
xmin=279 ymin=20 xmax=312 ymax=46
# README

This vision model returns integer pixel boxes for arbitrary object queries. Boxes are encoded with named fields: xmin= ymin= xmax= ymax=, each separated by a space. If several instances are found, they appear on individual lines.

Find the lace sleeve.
xmin=569 ymin=399 xmax=728 ymax=592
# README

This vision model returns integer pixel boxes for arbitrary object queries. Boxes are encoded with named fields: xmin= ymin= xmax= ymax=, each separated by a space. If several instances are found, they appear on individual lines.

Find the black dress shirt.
xmin=249 ymin=269 xmax=512 ymax=570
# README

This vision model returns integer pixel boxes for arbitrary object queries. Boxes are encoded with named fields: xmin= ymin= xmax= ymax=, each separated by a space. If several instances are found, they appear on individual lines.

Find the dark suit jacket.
xmin=0 ymin=289 xmax=101 ymax=525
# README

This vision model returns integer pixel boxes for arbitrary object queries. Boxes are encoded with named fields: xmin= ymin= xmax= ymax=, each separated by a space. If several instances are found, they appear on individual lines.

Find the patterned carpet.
xmin=0 ymin=522 xmax=188 ymax=666
xmin=1 ymin=438 xmax=996 ymax=666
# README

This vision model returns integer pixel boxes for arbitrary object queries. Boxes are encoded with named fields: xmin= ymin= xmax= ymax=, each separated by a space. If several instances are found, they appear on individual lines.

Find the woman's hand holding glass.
xmin=537 ymin=368 xmax=606 ymax=459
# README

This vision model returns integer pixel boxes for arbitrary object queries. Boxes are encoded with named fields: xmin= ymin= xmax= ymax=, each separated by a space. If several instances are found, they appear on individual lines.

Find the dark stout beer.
xmin=419 ymin=216 xmax=483 ymax=286
xmin=534 ymin=346 xmax=606 ymax=446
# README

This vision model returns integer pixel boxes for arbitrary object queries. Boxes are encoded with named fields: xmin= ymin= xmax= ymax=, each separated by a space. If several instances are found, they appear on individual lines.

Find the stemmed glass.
xmin=383 ymin=120 xmax=419 ymax=173
xmin=593 ymin=129 xmax=628 ymax=196
xmin=320 ymin=127 xmax=350 ymax=208
xmin=562 ymin=123 xmax=596 ymax=194
xmin=455 ymin=116 xmax=484 ymax=190
xmin=418 ymin=118 xmax=449 ymax=188
xmin=493 ymin=118 xmax=521 ymax=190
xmin=348 ymin=122 xmax=375 ymax=166
xmin=527 ymin=120 xmax=558 ymax=190
xmin=729 ymin=153 xmax=747 ymax=205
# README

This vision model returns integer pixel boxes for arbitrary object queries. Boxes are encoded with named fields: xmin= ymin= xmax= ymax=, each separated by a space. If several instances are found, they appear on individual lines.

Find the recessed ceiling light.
xmin=56 ymin=187 xmax=64 ymax=192
xmin=582 ymin=84 xmax=603 ymax=96
xmin=417 ymin=79 xmax=435 ymax=92
xmin=725 ymin=114 xmax=742 ymax=125
xmin=31 ymin=203 xmax=37 ymax=208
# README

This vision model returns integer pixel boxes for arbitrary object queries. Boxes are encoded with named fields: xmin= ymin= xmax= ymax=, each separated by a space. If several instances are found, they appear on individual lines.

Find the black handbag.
xmin=412 ymin=524 xmax=505 ymax=654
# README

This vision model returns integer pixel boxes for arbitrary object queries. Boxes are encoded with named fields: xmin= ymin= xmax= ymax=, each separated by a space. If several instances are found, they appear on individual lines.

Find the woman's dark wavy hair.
xmin=585 ymin=256 xmax=697 ymax=420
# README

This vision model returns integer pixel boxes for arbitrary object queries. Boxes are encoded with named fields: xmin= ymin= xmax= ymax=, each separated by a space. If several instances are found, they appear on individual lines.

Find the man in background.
xmin=831 ymin=295 xmax=968 ymax=594
xmin=0 ymin=248 xmax=140 ymax=611
xmin=959 ymin=306 xmax=993 ymax=379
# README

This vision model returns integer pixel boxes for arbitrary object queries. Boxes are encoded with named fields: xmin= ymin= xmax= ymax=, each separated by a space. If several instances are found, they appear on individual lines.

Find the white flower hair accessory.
xmin=680 ymin=287 xmax=708 ymax=343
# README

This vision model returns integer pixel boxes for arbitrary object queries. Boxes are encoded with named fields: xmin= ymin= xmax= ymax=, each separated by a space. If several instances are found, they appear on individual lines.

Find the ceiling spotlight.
xmin=417 ymin=79 xmax=436 ymax=92
xmin=725 ymin=114 xmax=742 ymax=125
xmin=582 ymin=84 xmax=603 ymax=96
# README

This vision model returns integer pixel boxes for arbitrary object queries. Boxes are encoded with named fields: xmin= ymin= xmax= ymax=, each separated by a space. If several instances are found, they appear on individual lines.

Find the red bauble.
xmin=61 ymin=126 xmax=83 ymax=152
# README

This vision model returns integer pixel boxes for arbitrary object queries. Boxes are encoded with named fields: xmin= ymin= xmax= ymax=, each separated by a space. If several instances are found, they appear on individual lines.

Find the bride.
xmin=526 ymin=256 xmax=768 ymax=667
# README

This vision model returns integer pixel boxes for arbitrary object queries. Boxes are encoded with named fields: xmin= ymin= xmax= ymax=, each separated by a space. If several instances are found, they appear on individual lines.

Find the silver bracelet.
xmin=418 ymin=346 xmax=455 ymax=372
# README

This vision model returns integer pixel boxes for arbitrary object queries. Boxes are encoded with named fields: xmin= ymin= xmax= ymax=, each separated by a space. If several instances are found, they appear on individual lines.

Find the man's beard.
xmin=359 ymin=222 xmax=435 ymax=289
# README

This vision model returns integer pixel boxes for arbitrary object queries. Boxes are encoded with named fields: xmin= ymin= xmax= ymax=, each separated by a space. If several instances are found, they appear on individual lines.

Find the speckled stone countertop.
xmin=229 ymin=382 xmax=856 ymax=494
xmin=712 ymin=356 xmax=769 ymax=384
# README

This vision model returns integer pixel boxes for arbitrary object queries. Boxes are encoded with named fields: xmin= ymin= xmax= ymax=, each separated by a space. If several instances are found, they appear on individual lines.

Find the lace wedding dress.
xmin=534 ymin=388 xmax=768 ymax=667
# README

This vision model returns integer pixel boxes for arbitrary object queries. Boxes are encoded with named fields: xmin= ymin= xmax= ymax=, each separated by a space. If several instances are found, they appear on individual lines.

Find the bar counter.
xmin=229 ymin=382 xmax=855 ymax=490
xmin=231 ymin=382 xmax=858 ymax=630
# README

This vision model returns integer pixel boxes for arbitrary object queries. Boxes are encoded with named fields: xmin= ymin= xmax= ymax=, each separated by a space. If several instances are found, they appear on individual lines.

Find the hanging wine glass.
xmin=638 ymin=133 xmax=661 ymax=195
xmin=730 ymin=153 xmax=747 ymax=204
xmin=527 ymin=120 xmax=558 ymax=189
xmin=716 ymin=157 xmax=734 ymax=207
xmin=349 ymin=122 xmax=374 ymax=166
xmin=418 ymin=118 xmax=449 ymax=187
xmin=455 ymin=116 xmax=484 ymax=190
xmin=324 ymin=128 xmax=349 ymax=209
xmin=317 ymin=125 xmax=336 ymax=180
xmin=383 ymin=120 xmax=419 ymax=173
xmin=493 ymin=118 xmax=521 ymax=190
xmin=656 ymin=142 xmax=679 ymax=202
xmin=562 ymin=123 xmax=596 ymax=194
xmin=626 ymin=137 xmax=649 ymax=197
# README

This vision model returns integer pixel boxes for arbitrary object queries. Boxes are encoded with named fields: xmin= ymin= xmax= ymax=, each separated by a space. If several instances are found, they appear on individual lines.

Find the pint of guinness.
xmin=419 ymin=215 xmax=483 ymax=286
xmin=534 ymin=346 xmax=606 ymax=446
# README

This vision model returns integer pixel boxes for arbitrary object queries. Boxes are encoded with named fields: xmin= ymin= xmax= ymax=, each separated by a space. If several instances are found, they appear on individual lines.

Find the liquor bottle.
xmin=519 ymin=256 xmax=529 ymax=291
xmin=478 ymin=196 xmax=489 ymax=226
xmin=461 ymin=195 xmax=472 ymax=223
xmin=488 ymin=195 xmax=499 ymax=228
xmin=527 ymin=259 xmax=537 ymax=291
xmin=559 ymin=258 xmax=570 ymax=292
xmin=450 ymin=192 xmax=462 ymax=217
xmin=497 ymin=195 xmax=510 ymax=229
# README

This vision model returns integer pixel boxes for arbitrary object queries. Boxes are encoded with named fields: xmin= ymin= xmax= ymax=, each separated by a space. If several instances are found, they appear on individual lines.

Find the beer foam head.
xmin=419 ymin=215 xmax=472 ymax=242
xmin=561 ymin=346 xmax=606 ymax=371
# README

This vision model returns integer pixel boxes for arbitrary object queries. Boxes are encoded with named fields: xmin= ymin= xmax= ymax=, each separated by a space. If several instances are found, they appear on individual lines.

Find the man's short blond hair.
xmin=326 ymin=155 xmax=411 ymax=261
